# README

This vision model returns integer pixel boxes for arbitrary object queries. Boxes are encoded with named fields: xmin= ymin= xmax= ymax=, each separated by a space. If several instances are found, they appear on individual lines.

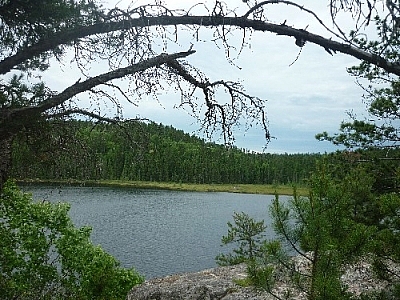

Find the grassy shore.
xmin=19 ymin=179 xmax=308 ymax=196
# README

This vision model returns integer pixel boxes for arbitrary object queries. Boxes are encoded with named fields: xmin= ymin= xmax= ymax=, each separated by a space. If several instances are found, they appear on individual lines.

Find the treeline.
xmin=11 ymin=120 xmax=321 ymax=184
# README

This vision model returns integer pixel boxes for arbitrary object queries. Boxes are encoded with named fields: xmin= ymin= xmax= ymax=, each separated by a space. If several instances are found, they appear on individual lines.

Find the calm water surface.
xmin=23 ymin=185 xmax=288 ymax=279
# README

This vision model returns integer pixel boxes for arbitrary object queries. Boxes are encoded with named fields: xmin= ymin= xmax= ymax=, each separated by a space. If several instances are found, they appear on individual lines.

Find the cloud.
xmin=39 ymin=0 xmax=371 ymax=153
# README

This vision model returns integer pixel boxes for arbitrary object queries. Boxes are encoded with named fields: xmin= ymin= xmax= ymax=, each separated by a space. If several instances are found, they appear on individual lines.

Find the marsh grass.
xmin=20 ymin=179 xmax=308 ymax=196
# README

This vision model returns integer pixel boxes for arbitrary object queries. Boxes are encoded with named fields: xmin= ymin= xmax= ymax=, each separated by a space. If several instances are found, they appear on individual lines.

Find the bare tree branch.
xmin=47 ymin=108 xmax=121 ymax=123
xmin=2 ymin=14 xmax=400 ymax=76
xmin=243 ymin=0 xmax=346 ymax=41
xmin=165 ymin=58 xmax=269 ymax=143
xmin=0 ymin=50 xmax=195 ymax=136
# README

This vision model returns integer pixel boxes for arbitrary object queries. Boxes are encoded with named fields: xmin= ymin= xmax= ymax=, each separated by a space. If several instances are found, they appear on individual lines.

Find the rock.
xmin=128 ymin=255 xmax=399 ymax=300
xmin=127 ymin=264 xmax=274 ymax=300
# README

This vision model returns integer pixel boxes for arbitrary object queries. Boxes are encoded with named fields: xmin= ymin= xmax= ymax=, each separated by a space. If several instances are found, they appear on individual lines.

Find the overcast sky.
xmin=45 ymin=0 xmax=373 ymax=153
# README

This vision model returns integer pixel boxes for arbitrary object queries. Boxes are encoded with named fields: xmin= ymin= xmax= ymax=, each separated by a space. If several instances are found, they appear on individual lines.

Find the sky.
xmin=44 ymin=0 xmax=374 ymax=153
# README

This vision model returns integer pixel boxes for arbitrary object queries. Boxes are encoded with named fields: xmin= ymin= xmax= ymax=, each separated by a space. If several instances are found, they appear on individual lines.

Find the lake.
xmin=22 ymin=184 xmax=289 ymax=279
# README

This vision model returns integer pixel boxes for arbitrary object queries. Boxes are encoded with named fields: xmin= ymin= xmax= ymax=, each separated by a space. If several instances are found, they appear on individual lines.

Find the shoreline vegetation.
xmin=17 ymin=179 xmax=308 ymax=196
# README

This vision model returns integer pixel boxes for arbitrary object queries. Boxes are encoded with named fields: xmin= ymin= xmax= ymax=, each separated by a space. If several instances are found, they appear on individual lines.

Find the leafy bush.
xmin=0 ymin=181 xmax=143 ymax=300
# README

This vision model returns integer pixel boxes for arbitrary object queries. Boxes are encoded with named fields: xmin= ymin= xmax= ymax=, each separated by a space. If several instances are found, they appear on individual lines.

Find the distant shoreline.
xmin=17 ymin=179 xmax=308 ymax=196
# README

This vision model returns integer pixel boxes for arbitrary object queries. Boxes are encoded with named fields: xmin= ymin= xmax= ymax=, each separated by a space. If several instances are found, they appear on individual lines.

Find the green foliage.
xmin=317 ymin=6 xmax=400 ymax=152
xmin=246 ymin=239 xmax=289 ymax=292
xmin=0 ymin=0 xmax=103 ymax=71
xmin=11 ymin=120 xmax=320 ymax=185
xmin=216 ymin=212 xmax=267 ymax=266
xmin=0 ymin=74 xmax=51 ymax=109
xmin=217 ymin=157 xmax=400 ymax=299
xmin=317 ymin=3 xmax=400 ymax=156
xmin=0 ymin=180 xmax=143 ymax=300
xmin=216 ymin=211 xmax=290 ymax=292
xmin=268 ymin=161 xmax=379 ymax=299
xmin=314 ymin=6 xmax=400 ymax=296
xmin=246 ymin=261 xmax=276 ymax=292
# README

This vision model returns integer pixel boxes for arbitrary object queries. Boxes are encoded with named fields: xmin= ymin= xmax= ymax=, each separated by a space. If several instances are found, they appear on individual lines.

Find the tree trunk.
xmin=0 ymin=134 xmax=14 ymax=191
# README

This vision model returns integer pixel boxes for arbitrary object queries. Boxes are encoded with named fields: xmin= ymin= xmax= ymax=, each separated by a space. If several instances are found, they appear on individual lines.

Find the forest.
xmin=2 ymin=0 xmax=400 ymax=299
xmin=11 ymin=120 xmax=321 ymax=185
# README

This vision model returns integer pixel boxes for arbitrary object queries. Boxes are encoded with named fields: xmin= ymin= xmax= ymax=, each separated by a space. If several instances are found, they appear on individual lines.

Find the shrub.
xmin=0 ymin=180 xmax=143 ymax=300
xmin=216 ymin=211 xmax=267 ymax=266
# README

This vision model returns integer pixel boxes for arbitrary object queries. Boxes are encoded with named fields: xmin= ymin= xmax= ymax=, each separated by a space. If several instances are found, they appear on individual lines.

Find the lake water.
xmin=23 ymin=184 xmax=289 ymax=279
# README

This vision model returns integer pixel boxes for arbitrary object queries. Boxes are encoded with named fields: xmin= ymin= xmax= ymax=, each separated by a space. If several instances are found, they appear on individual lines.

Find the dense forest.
xmin=11 ymin=120 xmax=321 ymax=185
xmin=4 ymin=0 xmax=400 ymax=299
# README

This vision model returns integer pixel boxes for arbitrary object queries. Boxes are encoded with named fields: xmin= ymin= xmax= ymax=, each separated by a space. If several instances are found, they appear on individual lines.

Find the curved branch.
xmin=48 ymin=108 xmax=152 ymax=124
xmin=243 ymin=0 xmax=345 ymax=41
xmin=37 ymin=50 xmax=194 ymax=113
xmin=1 ymin=50 xmax=195 ymax=135
xmin=48 ymin=108 xmax=121 ymax=123
xmin=1 ymin=15 xmax=400 ymax=76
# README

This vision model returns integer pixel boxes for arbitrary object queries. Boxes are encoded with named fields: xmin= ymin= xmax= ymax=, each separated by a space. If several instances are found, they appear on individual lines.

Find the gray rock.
xmin=128 ymin=255 xmax=399 ymax=300
xmin=127 ymin=264 xmax=273 ymax=300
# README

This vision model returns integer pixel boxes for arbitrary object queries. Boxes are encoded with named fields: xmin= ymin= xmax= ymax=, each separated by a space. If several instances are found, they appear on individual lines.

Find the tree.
xmin=313 ymin=2 xmax=400 ymax=295
xmin=2 ymin=0 xmax=400 ymax=189
xmin=216 ymin=211 xmax=287 ymax=293
xmin=316 ymin=0 xmax=400 ymax=152
xmin=3 ymin=1 xmax=400 ymax=297
xmin=216 ymin=211 xmax=267 ymax=266
xmin=0 ymin=180 xmax=143 ymax=299
xmin=265 ymin=162 xmax=382 ymax=299
xmin=217 ymin=160 xmax=400 ymax=298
